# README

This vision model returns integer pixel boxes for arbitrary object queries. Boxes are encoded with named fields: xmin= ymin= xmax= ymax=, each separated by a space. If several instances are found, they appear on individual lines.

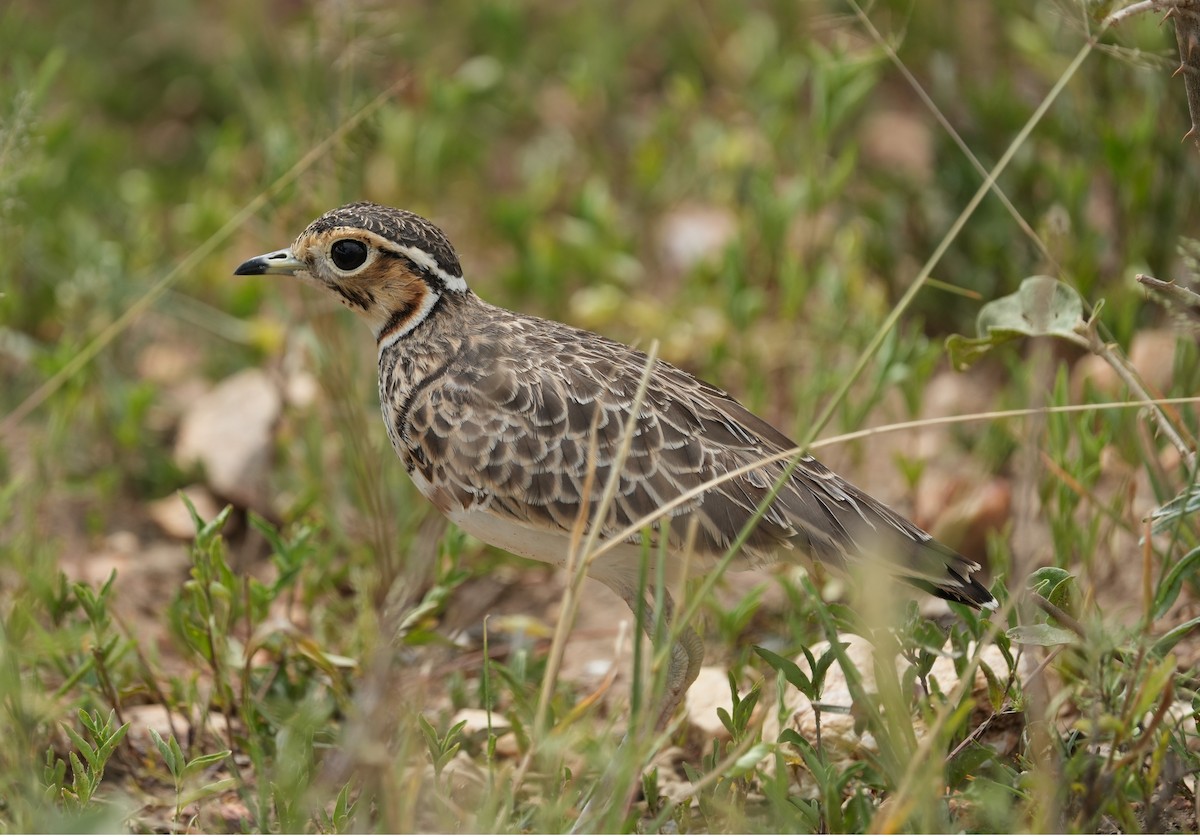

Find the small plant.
xmin=755 ymin=640 xmax=840 ymax=751
xmin=716 ymin=671 xmax=762 ymax=746
xmin=52 ymin=709 xmax=129 ymax=811
xmin=313 ymin=781 xmax=358 ymax=834
xmin=148 ymin=729 xmax=233 ymax=825
xmin=418 ymin=714 xmax=468 ymax=782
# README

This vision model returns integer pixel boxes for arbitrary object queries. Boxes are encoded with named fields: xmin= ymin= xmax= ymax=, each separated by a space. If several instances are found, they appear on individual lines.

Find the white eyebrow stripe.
xmin=395 ymin=244 xmax=468 ymax=293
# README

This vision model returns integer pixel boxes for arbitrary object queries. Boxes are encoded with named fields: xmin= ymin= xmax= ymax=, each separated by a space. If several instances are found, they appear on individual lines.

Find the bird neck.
xmin=375 ymin=286 xmax=473 ymax=353
xmin=376 ymin=292 xmax=479 ymax=459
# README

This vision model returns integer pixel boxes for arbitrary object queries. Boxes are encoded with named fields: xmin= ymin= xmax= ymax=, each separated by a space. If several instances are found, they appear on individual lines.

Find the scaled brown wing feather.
xmin=409 ymin=313 xmax=990 ymax=605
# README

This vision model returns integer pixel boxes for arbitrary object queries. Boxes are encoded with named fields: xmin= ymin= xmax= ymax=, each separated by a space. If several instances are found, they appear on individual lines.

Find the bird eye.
xmin=330 ymin=239 xmax=368 ymax=271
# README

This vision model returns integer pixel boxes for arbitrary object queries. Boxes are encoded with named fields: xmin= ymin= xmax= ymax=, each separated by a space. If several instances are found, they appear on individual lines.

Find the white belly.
xmin=446 ymin=504 xmax=576 ymax=566
xmin=408 ymin=468 xmax=709 ymax=590
xmin=406 ymin=468 xmax=568 ymax=563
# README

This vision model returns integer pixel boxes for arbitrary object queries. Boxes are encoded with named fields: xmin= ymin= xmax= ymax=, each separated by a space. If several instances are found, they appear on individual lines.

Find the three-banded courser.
xmin=236 ymin=202 xmax=997 ymax=729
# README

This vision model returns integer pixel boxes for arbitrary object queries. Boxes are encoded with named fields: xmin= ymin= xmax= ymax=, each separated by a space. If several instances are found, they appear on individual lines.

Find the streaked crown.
xmin=298 ymin=202 xmax=465 ymax=292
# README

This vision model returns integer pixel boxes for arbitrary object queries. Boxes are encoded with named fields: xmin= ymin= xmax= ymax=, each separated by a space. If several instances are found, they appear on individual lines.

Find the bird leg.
xmin=607 ymin=579 xmax=705 ymax=732
xmin=570 ymin=579 xmax=705 ymax=832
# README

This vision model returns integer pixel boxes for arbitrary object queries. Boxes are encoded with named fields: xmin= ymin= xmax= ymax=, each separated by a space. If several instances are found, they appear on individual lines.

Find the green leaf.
xmin=716 ymin=707 xmax=735 ymax=737
xmin=507 ymin=710 xmax=529 ymax=755
xmin=32 ymin=47 xmax=67 ymax=101
xmin=734 ymin=681 xmax=760 ymax=730
xmin=730 ymin=742 xmax=771 ymax=776
xmin=77 ymin=708 xmax=104 ymax=737
xmin=183 ymin=493 xmax=232 ymax=547
xmin=946 ymin=276 xmax=1089 ymax=370
xmin=181 ymin=777 xmax=239 ymax=807
xmin=331 ymin=780 xmax=356 ymax=828
xmin=1148 ymin=483 xmax=1200 ymax=536
xmin=149 ymin=729 xmax=179 ymax=776
xmin=945 ymin=333 xmax=1013 ymax=372
xmin=435 ymin=743 xmax=461 ymax=772
xmin=642 ymin=767 xmax=661 ymax=813
xmin=67 ymin=751 xmax=90 ymax=803
xmin=43 ymin=747 xmax=67 ymax=789
xmin=1152 ymin=615 xmax=1200 ymax=657
xmin=1131 ymin=656 xmax=1176 ymax=720
xmin=947 ymin=740 xmax=995 ymax=787
xmin=446 ymin=719 xmax=468 ymax=742
xmin=979 ymin=276 xmax=1086 ymax=338
xmin=979 ymin=659 xmax=1005 ymax=713
xmin=810 ymin=644 xmax=843 ymax=696
xmin=418 ymin=714 xmax=438 ymax=755
xmin=1153 ymin=546 xmax=1200 ymax=620
xmin=184 ymin=749 xmax=232 ymax=775
xmin=754 ymin=646 xmax=811 ymax=694
xmin=1006 ymin=624 xmax=1077 ymax=647
xmin=1028 ymin=566 xmax=1078 ymax=613
xmin=61 ymin=724 xmax=97 ymax=770
xmin=101 ymin=722 xmax=129 ymax=759
xmin=777 ymin=728 xmax=809 ymax=751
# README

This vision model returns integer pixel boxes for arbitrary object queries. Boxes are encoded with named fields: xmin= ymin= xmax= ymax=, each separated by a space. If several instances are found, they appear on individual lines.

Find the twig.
xmin=1103 ymin=0 xmax=1193 ymax=28
xmin=1031 ymin=593 xmax=1088 ymax=640
xmin=1079 ymin=323 xmax=1198 ymax=472
xmin=1171 ymin=3 xmax=1200 ymax=150
xmin=1138 ymin=272 xmax=1200 ymax=311
xmin=1104 ymin=1 xmax=1200 ymax=150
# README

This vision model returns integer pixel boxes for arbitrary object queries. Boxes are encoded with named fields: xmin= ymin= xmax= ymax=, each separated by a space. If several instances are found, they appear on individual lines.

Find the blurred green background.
xmin=4 ymin=0 xmax=1195 ymax=496
xmin=2 ymin=0 xmax=1199 ymax=832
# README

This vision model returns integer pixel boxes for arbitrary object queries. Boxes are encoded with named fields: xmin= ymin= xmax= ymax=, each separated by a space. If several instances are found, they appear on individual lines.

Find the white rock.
xmin=124 ymin=704 xmax=192 ymax=753
xmin=656 ymin=206 xmax=737 ymax=273
xmin=684 ymin=665 xmax=739 ymax=741
xmin=147 ymin=484 xmax=223 ymax=539
xmin=1071 ymin=328 xmax=1178 ymax=399
xmin=761 ymin=635 xmax=1011 ymax=773
xmin=451 ymin=708 xmax=521 ymax=759
xmin=174 ymin=369 xmax=280 ymax=512
xmin=124 ymin=705 xmax=231 ymax=755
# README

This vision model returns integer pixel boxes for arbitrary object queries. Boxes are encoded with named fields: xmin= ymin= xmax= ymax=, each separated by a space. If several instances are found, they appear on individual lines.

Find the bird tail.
xmin=898 ymin=538 xmax=998 ymax=610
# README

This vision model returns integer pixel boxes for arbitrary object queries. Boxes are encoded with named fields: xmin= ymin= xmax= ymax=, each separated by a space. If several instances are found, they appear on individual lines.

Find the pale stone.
xmin=656 ymin=205 xmax=737 ymax=273
xmin=124 ymin=704 xmax=192 ymax=753
xmin=1072 ymin=328 xmax=1178 ymax=399
xmin=761 ymin=635 xmax=1012 ymax=780
xmin=684 ymin=665 xmax=741 ymax=741
xmin=147 ymin=484 xmax=223 ymax=539
xmin=174 ymin=368 xmax=281 ymax=512
xmin=451 ymin=708 xmax=521 ymax=759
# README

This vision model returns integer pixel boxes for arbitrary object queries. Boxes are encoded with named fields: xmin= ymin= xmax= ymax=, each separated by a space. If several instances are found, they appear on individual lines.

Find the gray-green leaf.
xmin=1007 ymin=624 xmax=1077 ymax=647
xmin=946 ymin=276 xmax=1089 ymax=370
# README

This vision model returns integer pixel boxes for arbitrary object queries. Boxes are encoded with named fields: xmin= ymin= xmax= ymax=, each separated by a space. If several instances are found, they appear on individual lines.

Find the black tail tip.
xmin=906 ymin=573 xmax=998 ymax=611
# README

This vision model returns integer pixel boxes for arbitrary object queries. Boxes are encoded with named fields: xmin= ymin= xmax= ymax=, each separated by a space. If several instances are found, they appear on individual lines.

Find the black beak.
xmin=234 ymin=248 xmax=304 ymax=276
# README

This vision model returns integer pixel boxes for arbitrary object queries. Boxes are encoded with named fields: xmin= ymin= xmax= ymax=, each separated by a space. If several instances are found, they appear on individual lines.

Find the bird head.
xmin=235 ymin=202 xmax=469 ymax=345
